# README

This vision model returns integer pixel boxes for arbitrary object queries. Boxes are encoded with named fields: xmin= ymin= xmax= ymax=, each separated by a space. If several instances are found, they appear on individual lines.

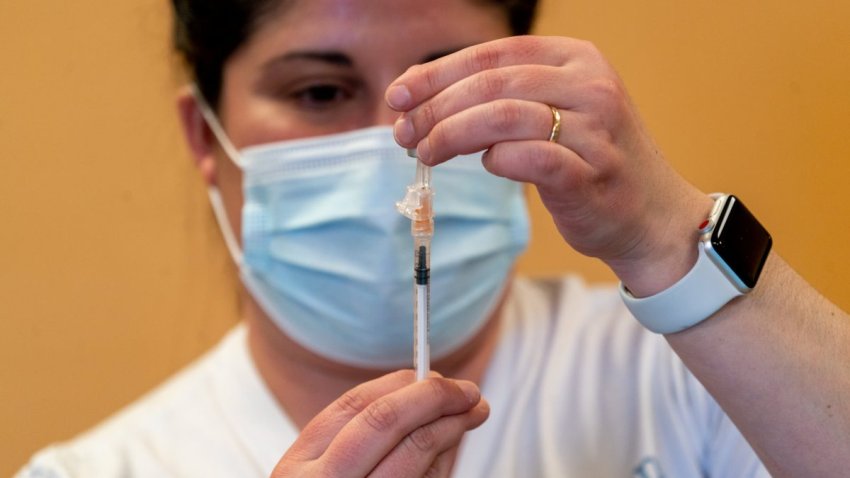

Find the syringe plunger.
xmin=415 ymin=244 xmax=430 ymax=285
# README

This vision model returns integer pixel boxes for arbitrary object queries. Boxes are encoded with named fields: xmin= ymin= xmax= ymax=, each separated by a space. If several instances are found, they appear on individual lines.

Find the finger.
xmin=317 ymin=377 xmax=481 ymax=477
xmin=394 ymin=64 xmax=592 ymax=149
xmin=411 ymin=99 xmax=552 ymax=165
xmin=287 ymin=370 xmax=422 ymax=461
xmin=386 ymin=36 xmax=583 ymax=111
xmin=413 ymin=101 xmax=607 ymax=171
xmin=368 ymin=400 xmax=490 ymax=478
xmin=481 ymin=140 xmax=594 ymax=196
xmin=423 ymin=450 xmax=457 ymax=478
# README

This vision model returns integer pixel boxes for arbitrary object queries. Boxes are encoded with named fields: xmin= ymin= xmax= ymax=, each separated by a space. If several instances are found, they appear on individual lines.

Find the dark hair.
xmin=171 ymin=0 xmax=539 ymax=108
xmin=476 ymin=0 xmax=538 ymax=38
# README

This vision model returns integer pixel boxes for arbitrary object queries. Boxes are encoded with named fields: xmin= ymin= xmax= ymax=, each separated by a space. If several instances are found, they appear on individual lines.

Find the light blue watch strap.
xmin=618 ymin=244 xmax=743 ymax=334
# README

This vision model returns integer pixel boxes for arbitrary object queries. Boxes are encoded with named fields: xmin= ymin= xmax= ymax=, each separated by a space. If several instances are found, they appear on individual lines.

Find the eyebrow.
xmin=262 ymin=46 xmax=470 ymax=73
xmin=263 ymin=51 xmax=354 ymax=72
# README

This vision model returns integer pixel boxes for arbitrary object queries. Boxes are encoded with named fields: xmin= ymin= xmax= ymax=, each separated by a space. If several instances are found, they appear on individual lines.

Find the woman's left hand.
xmin=387 ymin=36 xmax=850 ymax=478
xmin=386 ymin=36 xmax=712 ymax=296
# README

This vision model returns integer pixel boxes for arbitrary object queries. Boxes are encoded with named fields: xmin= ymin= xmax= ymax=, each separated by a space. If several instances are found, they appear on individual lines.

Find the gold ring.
xmin=548 ymin=105 xmax=561 ymax=143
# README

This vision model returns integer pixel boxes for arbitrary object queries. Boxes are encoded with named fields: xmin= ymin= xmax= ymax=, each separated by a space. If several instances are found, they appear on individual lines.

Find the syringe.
xmin=395 ymin=149 xmax=434 ymax=381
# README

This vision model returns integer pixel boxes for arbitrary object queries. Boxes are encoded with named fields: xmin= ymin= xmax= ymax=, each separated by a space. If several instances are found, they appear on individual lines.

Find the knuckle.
xmin=589 ymin=78 xmax=621 ymax=102
xmin=535 ymin=146 xmax=565 ymax=179
xmin=571 ymin=40 xmax=604 ymax=62
xmin=419 ymin=102 xmax=439 ymax=131
xmin=426 ymin=377 xmax=455 ymax=401
xmin=476 ymin=70 xmax=508 ymax=100
xmin=422 ymin=65 xmax=442 ymax=96
xmin=577 ymin=39 xmax=601 ymax=57
xmin=586 ymin=79 xmax=627 ymax=117
xmin=516 ymin=35 xmax=547 ymax=57
xmin=406 ymin=422 xmax=439 ymax=453
xmin=468 ymin=43 xmax=501 ymax=73
xmin=363 ymin=398 xmax=399 ymax=432
xmin=423 ymin=463 xmax=442 ymax=478
xmin=489 ymin=101 xmax=523 ymax=136
xmin=336 ymin=388 xmax=368 ymax=415
xmin=590 ymin=78 xmax=625 ymax=105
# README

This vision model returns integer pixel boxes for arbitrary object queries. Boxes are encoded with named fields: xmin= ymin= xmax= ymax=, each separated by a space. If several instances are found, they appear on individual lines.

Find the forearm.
xmin=666 ymin=253 xmax=850 ymax=477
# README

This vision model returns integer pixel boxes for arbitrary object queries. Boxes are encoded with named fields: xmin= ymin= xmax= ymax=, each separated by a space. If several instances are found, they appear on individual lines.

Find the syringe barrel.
xmin=414 ymin=281 xmax=430 ymax=381
xmin=413 ymin=238 xmax=431 ymax=381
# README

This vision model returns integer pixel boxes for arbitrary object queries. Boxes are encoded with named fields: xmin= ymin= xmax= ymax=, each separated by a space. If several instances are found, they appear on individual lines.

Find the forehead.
xmin=241 ymin=0 xmax=510 ymax=66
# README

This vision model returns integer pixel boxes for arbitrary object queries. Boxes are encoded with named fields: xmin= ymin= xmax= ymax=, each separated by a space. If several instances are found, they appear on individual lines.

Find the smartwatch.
xmin=619 ymin=194 xmax=773 ymax=334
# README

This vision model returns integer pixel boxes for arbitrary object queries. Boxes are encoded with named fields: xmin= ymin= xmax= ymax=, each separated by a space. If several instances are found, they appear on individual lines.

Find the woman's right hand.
xmin=270 ymin=370 xmax=489 ymax=478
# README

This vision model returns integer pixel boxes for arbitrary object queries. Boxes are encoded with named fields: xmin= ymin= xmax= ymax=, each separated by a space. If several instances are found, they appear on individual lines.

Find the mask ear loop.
xmin=206 ymin=187 xmax=244 ymax=265
xmin=191 ymin=84 xmax=244 ymax=265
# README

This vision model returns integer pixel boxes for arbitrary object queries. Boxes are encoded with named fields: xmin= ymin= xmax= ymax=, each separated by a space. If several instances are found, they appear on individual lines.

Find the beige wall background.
xmin=1 ymin=0 xmax=848 ymax=473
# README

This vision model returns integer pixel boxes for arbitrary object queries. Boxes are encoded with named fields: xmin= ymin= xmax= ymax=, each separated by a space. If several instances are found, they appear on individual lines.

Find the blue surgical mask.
xmin=197 ymin=94 xmax=529 ymax=369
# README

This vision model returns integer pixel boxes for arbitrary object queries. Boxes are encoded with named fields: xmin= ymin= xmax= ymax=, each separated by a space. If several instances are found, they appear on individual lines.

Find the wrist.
xmin=609 ymin=193 xmax=715 ymax=298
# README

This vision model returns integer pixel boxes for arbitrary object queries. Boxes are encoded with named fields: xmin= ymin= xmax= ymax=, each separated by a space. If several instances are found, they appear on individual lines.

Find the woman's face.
xmin=217 ymin=0 xmax=512 ymax=148
xmin=198 ymin=0 xmax=513 ymax=267
xmin=193 ymin=0 xmax=514 ymax=369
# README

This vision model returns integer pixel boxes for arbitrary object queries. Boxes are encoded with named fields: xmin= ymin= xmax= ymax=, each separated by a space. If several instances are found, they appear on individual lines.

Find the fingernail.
xmin=457 ymin=380 xmax=480 ymax=404
xmin=393 ymin=116 xmax=415 ymax=145
xmin=475 ymin=399 xmax=490 ymax=417
xmin=386 ymin=85 xmax=412 ymax=110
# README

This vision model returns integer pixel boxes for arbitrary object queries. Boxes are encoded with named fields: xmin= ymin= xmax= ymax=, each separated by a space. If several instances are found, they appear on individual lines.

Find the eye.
xmin=292 ymin=83 xmax=354 ymax=109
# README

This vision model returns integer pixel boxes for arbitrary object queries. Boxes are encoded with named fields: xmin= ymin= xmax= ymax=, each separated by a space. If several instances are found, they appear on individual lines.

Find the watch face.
xmin=710 ymin=196 xmax=773 ymax=289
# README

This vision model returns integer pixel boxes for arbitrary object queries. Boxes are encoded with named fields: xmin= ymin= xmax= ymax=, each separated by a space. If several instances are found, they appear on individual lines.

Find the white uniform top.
xmin=17 ymin=277 xmax=769 ymax=477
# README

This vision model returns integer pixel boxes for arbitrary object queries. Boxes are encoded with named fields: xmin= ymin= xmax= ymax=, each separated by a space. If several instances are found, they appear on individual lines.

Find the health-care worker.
xmin=18 ymin=0 xmax=850 ymax=477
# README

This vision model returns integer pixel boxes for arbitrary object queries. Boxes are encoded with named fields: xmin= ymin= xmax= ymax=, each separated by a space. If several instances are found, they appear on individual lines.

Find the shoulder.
xmin=16 ymin=325 xmax=269 ymax=478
